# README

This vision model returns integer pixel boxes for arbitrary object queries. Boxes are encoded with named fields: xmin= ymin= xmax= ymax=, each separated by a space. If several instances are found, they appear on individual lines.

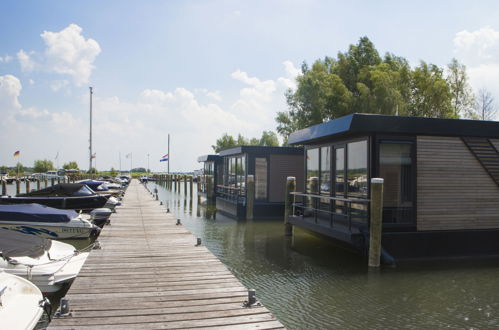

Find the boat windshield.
xmin=73 ymin=186 xmax=95 ymax=196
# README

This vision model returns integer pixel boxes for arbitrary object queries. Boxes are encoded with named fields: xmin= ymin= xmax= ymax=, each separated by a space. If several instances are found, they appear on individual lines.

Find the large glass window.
xmin=320 ymin=147 xmax=331 ymax=195
xmin=334 ymin=147 xmax=345 ymax=214
xmin=255 ymin=157 xmax=267 ymax=200
xmin=347 ymin=140 xmax=368 ymax=198
xmin=306 ymin=148 xmax=319 ymax=193
xmin=379 ymin=142 xmax=414 ymax=224
xmin=237 ymin=156 xmax=246 ymax=190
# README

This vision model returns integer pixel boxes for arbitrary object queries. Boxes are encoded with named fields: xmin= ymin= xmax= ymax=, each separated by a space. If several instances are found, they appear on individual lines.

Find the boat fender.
xmin=40 ymin=297 xmax=52 ymax=322
xmin=380 ymin=247 xmax=396 ymax=266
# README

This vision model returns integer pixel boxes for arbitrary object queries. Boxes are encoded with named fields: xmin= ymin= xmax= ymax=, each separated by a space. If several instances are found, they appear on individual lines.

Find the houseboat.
xmin=287 ymin=113 xmax=499 ymax=261
xmin=216 ymin=146 xmax=304 ymax=219
xmin=197 ymin=154 xmax=222 ymax=203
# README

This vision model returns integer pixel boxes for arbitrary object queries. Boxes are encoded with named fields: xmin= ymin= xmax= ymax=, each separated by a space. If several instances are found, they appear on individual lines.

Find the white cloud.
xmin=453 ymin=27 xmax=499 ymax=118
xmin=0 ymin=55 xmax=13 ymax=63
xmin=0 ymin=74 xmax=22 ymax=110
xmin=50 ymin=80 xmax=70 ymax=92
xmin=0 ymin=62 xmax=298 ymax=170
xmin=28 ymin=79 xmax=35 ymax=85
xmin=454 ymin=27 xmax=499 ymax=65
xmin=40 ymin=24 xmax=101 ymax=85
xmin=277 ymin=60 xmax=300 ymax=90
xmin=17 ymin=50 xmax=35 ymax=72
xmin=206 ymin=90 xmax=222 ymax=102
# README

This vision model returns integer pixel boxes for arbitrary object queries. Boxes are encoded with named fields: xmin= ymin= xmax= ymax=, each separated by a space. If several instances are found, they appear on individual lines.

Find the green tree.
xmin=259 ymin=131 xmax=279 ymax=146
xmin=63 ymin=161 xmax=79 ymax=170
xmin=110 ymin=167 xmax=118 ymax=176
xmin=474 ymin=88 xmax=497 ymax=120
xmin=276 ymin=37 xmax=460 ymax=140
xmin=33 ymin=159 xmax=54 ymax=173
xmin=212 ymin=133 xmax=237 ymax=152
xmin=447 ymin=58 xmax=475 ymax=118
xmin=409 ymin=62 xmax=454 ymax=118
xmin=0 ymin=165 xmax=7 ymax=174
xmin=14 ymin=162 xmax=24 ymax=175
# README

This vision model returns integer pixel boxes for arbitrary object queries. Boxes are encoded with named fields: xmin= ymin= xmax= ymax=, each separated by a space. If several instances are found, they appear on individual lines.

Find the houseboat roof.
xmin=288 ymin=113 xmax=499 ymax=145
xmin=197 ymin=154 xmax=221 ymax=163
xmin=218 ymin=145 xmax=303 ymax=156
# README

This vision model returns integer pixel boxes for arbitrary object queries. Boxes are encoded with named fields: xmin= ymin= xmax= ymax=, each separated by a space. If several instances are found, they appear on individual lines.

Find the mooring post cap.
xmin=371 ymin=178 xmax=384 ymax=184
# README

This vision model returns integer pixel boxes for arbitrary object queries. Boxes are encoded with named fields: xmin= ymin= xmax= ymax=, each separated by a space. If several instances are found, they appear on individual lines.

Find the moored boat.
xmin=0 ymin=183 xmax=112 ymax=211
xmin=0 ymin=271 xmax=49 ymax=330
xmin=0 ymin=229 xmax=90 ymax=294
xmin=0 ymin=204 xmax=100 ymax=239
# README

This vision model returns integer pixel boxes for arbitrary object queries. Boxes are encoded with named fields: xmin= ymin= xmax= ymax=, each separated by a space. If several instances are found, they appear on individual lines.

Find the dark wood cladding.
xmin=417 ymin=136 xmax=499 ymax=231
xmin=268 ymin=155 xmax=304 ymax=202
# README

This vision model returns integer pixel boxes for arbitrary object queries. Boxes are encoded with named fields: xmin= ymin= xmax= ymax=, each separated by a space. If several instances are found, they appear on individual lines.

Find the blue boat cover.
xmin=77 ymin=180 xmax=108 ymax=191
xmin=0 ymin=203 xmax=78 ymax=223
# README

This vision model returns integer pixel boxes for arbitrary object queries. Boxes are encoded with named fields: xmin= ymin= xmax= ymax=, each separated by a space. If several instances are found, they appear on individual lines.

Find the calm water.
xmin=148 ymin=181 xmax=499 ymax=329
xmin=6 ymin=181 xmax=499 ymax=329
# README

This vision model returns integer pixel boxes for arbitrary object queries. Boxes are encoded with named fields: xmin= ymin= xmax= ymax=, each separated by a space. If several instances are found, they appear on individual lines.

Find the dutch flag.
xmin=160 ymin=154 xmax=169 ymax=162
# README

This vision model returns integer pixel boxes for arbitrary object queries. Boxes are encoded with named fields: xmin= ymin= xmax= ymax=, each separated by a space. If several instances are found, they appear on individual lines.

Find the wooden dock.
xmin=49 ymin=180 xmax=284 ymax=329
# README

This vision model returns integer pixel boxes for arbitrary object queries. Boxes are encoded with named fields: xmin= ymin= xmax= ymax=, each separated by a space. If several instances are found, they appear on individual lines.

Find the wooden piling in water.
xmin=368 ymin=178 xmax=384 ymax=268
xmin=1 ymin=180 xmax=6 ymax=196
xmin=184 ymin=175 xmax=188 ymax=196
xmin=15 ymin=179 xmax=20 ymax=195
xmin=246 ymin=175 xmax=255 ymax=220
xmin=189 ymin=175 xmax=193 ymax=198
xmin=25 ymin=180 xmax=30 ymax=193
xmin=51 ymin=178 xmax=55 ymax=186
xmin=284 ymin=176 xmax=296 ymax=236
xmin=36 ymin=179 xmax=41 ymax=190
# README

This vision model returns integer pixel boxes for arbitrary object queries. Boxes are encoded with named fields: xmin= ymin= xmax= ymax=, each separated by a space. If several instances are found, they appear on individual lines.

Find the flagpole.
xmin=168 ymin=134 xmax=170 ymax=174
xmin=119 ymin=152 xmax=121 ymax=173
xmin=89 ymin=87 xmax=93 ymax=172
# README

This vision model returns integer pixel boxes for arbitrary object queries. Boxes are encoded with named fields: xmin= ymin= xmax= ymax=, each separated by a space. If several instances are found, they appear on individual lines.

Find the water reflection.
xmin=146 ymin=181 xmax=499 ymax=329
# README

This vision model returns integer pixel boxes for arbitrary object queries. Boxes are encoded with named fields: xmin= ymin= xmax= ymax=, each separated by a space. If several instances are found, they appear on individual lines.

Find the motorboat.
xmin=0 ymin=183 xmax=112 ymax=212
xmin=77 ymin=180 xmax=125 ymax=198
xmin=0 ymin=204 xmax=100 ymax=240
xmin=87 ymin=208 xmax=113 ymax=228
xmin=0 ymin=271 xmax=49 ymax=330
xmin=0 ymin=229 xmax=90 ymax=294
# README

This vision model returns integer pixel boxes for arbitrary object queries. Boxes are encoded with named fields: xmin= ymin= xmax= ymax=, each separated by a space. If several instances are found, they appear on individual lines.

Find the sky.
xmin=1 ymin=1 xmax=499 ymax=172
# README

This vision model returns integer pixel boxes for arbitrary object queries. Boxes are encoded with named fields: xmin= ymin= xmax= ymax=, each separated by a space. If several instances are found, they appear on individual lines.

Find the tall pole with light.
xmin=147 ymin=154 xmax=150 ymax=174
xmin=89 ymin=87 xmax=93 ymax=172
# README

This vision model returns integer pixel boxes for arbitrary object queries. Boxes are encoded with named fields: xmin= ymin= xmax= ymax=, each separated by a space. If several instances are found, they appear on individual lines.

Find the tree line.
xmin=276 ymin=36 xmax=496 ymax=140
xmin=212 ymin=37 xmax=496 ymax=150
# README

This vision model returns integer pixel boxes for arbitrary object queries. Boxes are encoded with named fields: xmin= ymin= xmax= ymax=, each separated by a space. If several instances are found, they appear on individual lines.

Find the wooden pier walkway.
xmin=49 ymin=180 xmax=284 ymax=329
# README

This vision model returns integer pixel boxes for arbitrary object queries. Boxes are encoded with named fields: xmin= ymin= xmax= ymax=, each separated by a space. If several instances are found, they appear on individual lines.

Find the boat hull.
xmin=0 ymin=195 xmax=109 ymax=211
xmin=0 ymin=241 xmax=90 ymax=294
xmin=0 ymin=272 xmax=44 ymax=330
xmin=0 ymin=221 xmax=99 ymax=239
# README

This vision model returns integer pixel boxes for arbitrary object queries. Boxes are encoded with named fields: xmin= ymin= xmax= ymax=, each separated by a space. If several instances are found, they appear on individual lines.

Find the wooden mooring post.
xmin=36 ymin=179 xmax=41 ymax=190
xmin=189 ymin=175 xmax=193 ymax=198
xmin=368 ymin=178 xmax=384 ymax=268
xmin=284 ymin=176 xmax=296 ymax=236
xmin=184 ymin=175 xmax=188 ymax=196
xmin=246 ymin=175 xmax=254 ymax=220
xmin=25 ymin=179 xmax=30 ymax=193
xmin=15 ymin=179 xmax=20 ymax=195
xmin=1 ymin=180 xmax=6 ymax=196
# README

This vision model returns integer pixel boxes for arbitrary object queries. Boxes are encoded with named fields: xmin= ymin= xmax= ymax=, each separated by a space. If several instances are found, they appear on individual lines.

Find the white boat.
xmin=0 ymin=229 xmax=90 ymax=293
xmin=0 ymin=203 xmax=100 ymax=239
xmin=0 ymin=271 xmax=48 ymax=330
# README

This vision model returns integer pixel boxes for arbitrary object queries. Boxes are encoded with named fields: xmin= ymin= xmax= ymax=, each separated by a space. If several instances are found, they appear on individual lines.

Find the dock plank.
xmin=48 ymin=180 xmax=284 ymax=329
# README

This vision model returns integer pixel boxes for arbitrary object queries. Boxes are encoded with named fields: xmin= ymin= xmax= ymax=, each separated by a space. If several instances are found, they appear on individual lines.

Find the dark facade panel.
xmin=288 ymin=113 xmax=499 ymax=145
xmin=268 ymin=154 xmax=304 ymax=202
xmin=197 ymin=154 xmax=222 ymax=163
xmin=219 ymin=145 xmax=303 ymax=157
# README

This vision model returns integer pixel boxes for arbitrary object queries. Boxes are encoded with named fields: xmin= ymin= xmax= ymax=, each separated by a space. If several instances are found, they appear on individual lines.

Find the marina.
xmin=48 ymin=179 xmax=283 ymax=329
